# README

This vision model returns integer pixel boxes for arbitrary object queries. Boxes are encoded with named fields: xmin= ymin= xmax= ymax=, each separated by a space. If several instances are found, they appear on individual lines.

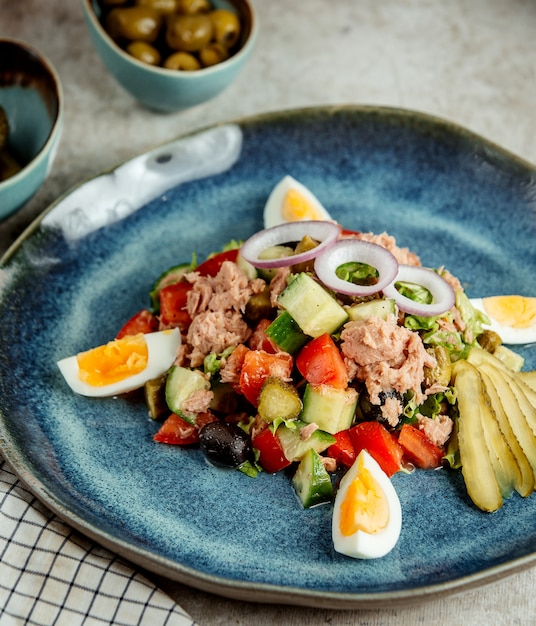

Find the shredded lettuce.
xmin=204 ymin=346 xmax=236 ymax=376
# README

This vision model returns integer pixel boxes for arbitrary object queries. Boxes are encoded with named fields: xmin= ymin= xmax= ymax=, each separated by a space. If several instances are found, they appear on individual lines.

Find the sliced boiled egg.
xmin=332 ymin=449 xmax=402 ymax=559
xmin=57 ymin=329 xmax=181 ymax=397
xmin=470 ymin=296 xmax=536 ymax=344
xmin=263 ymin=175 xmax=334 ymax=229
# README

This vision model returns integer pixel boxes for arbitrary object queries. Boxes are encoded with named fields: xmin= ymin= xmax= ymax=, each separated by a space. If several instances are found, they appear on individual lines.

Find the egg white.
xmin=470 ymin=297 xmax=536 ymax=345
xmin=332 ymin=449 xmax=402 ymax=559
xmin=263 ymin=175 xmax=333 ymax=229
xmin=57 ymin=328 xmax=181 ymax=397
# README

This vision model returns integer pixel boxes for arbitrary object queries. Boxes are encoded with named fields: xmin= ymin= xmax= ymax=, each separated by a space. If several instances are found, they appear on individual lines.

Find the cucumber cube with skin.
xmin=165 ymin=365 xmax=210 ymax=425
xmin=292 ymin=448 xmax=334 ymax=508
xmin=276 ymin=420 xmax=335 ymax=462
xmin=277 ymin=273 xmax=348 ymax=338
xmin=265 ymin=311 xmax=308 ymax=354
xmin=301 ymin=384 xmax=358 ymax=434
xmin=346 ymin=298 xmax=397 ymax=322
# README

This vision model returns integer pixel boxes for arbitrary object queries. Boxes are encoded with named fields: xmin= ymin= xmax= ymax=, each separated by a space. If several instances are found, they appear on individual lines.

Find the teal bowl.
xmin=82 ymin=0 xmax=257 ymax=113
xmin=0 ymin=39 xmax=63 ymax=220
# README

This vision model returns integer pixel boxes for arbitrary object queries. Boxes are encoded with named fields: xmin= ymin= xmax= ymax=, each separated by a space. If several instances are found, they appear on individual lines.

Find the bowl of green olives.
xmin=0 ymin=38 xmax=64 ymax=220
xmin=82 ymin=0 xmax=257 ymax=112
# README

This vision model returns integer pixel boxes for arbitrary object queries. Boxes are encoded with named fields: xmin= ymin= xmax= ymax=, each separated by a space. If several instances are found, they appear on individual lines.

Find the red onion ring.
xmin=240 ymin=221 xmax=341 ymax=269
xmin=313 ymin=238 xmax=399 ymax=297
xmin=382 ymin=265 xmax=456 ymax=316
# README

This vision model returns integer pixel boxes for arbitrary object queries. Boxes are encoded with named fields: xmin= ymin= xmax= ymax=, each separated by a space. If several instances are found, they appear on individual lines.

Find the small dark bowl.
xmin=0 ymin=38 xmax=63 ymax=219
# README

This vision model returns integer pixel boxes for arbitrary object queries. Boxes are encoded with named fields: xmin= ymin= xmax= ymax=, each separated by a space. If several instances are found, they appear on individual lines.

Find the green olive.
xmin=105 ymin=7 xmax=163 ymax=43
xmin=0 ymin=106 xmax=8 ymax=151
xmin=199 ymin=41 xmax=228 ymax=67
xmin=126 ymin=40 xmax=162 ymax=65
xmin=135 ymin=0 xmax=179 ymax=14
xmin=163 ymin=51 xmax=201 ymax=70
xmin=176 ymin=0 xmax=211 ymax=14
xmin=477 ymin=329 xmax=503 ymax=354
xmin=166 ymin=13 xmax=213 ymax=52
xmin=210 ymin=9 xmax=241 ymax=49
xmin=0 ymin=149 xmax=22 ymax=183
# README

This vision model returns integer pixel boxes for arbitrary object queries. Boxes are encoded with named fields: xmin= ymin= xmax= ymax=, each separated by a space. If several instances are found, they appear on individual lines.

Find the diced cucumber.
xmin=258 ymin=376 xmax=303 ymax=423
xmin=276 ymin=420 xmax=335 ymax=462
xmin=265 ymin=311 xmax=308 ymax=353
xmin=150 ymin=262 xmax=193 ymax=311
xmin=292 ymin=448 xmax=333 ymax=508
xmin=277 ymin=272 xmax=348 ymax=337
xmin=165 ymin=365 xmax=210 ymax=424
xmin=346 ymin=298 xmax=397 ymax=322
xmin=301 ymin=384 xmax=358 ymax=434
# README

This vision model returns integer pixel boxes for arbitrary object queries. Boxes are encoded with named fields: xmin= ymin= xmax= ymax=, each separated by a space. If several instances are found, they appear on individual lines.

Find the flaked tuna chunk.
xmin=187 ymin=310 xmax=252 ymax=367
xmin=186 ymin=260 xmax=265 ymax=318
xmin=340 ymin=315 xmax=436 ymax=410
xmin=181 ymin=388 xmax=214 ymax=420
xmin=417 ymin=413 xmax=454 ymax=447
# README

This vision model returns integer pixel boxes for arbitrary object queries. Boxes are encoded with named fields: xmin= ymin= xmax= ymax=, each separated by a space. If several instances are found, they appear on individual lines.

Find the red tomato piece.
xmin=327 ymin=430 xmax=356 ymax=468
xmin=195 ymin=249 xmax=239 ymax=277
xmin=398 ymin=423 xmax=444 ymax=470
xmin=159 ymin=281 xmax=193 ymax=330
xmin=153 ymin=413 xmax=199 ymax=445
xmin=296 ymin=333 xmax=348 ymax=389
xmin=248 ymin=319 xmax=278 ymax=353
xmin=116 ymin=309 xmax=159 ymax=339
xmin=239 ymin=349 xmax=294 ymax=407
xmin=348 ymin=421 xmax=403 ymax=477
xmin=252 ymin=427 xmax=291 ymax=473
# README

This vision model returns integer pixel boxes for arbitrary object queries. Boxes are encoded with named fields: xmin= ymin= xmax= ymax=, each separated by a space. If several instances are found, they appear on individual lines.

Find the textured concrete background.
xmin=2 ymin=1 xmax=536 ymax=624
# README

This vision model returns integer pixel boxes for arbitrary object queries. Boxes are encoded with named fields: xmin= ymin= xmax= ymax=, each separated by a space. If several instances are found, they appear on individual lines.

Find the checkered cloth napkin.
xmin=0 ymin=458 xmax=198 ymax=626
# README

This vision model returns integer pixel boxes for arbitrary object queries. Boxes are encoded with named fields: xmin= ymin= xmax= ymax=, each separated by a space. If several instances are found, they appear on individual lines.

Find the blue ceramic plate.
xmin=1 ymin=106 xmax=536 ymax=609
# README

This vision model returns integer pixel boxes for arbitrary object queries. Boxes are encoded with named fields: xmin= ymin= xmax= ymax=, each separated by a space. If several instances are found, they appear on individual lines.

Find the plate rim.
xmin=2 ymin=103 xmax=536 ymax=609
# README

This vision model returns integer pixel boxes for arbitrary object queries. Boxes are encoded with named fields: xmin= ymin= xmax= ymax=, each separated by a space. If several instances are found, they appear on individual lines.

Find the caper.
xmin=126 ymin=40 xmax=162 ymax=65
xmin=176 ymin=0 xmax=211 ymax=14
xmin=210 ymin=8 xmax=241 ymax=49
xmin=163 ymin=50 xmax=201 ymax=70
xmin=135 ymin=0 xmax=179 ymax=14
xmin=105 ymin=7 xmax=162 ymax=42
xmin=424 ymin=345 xmax=452 ymax=388
xmin=166 ymin=13 xmax=213 ymax=51
xmin=199 ymin=41 xmax=228 ymax=67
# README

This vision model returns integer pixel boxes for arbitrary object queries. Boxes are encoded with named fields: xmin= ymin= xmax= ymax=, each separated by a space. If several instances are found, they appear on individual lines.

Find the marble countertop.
xmin=2 ymin=1 xmax=536 ymax=624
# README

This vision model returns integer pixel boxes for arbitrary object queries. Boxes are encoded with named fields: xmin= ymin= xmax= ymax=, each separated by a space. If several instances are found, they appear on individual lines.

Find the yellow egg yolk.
xmin=282 ymin=189 xmax=323 ymax=222
xmin=339 ymin=459 xmax=389 ymax=536
xmin=77 ymin=333 xmax=148 ymax=386
xmin=483 ymin=295 xmax=536 ymax=329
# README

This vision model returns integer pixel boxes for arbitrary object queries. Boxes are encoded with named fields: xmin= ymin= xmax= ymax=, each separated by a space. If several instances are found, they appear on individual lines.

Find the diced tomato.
xmin=153 ymin=411 xmax=218 ymax=445
xmin=195 ymin=249 xmax=239 ymax=277
xmin=252 ymin=427 xmax=292 ymax=473
xmin=348 ymin=421 xmax=403 ymax=477
xmin=340 ymin=228 xmax=361 ymax=238
xmin=153 ymin=413 xmax=199 ymax=445
xmin=116 ymin=309 xmax=159 ymax=339
xmin=159 ymin=281 xmax=193 ymax=329
xmin=327 ymin=430 xmax=356 ymax=468
xmin=398 ymin=423 xmax=444 ymax=470
xmin=239 ymin=349 xmax=294 ymax=406
xmin=296 ymin=333 xmax=348 ymax=389
xmin=248 ymin=319 xmax=278 ymax=353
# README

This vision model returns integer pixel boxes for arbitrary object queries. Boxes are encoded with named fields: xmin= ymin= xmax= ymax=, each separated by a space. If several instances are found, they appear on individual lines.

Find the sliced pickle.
xmin=452 ymin=360 xmax=502 ymax=512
